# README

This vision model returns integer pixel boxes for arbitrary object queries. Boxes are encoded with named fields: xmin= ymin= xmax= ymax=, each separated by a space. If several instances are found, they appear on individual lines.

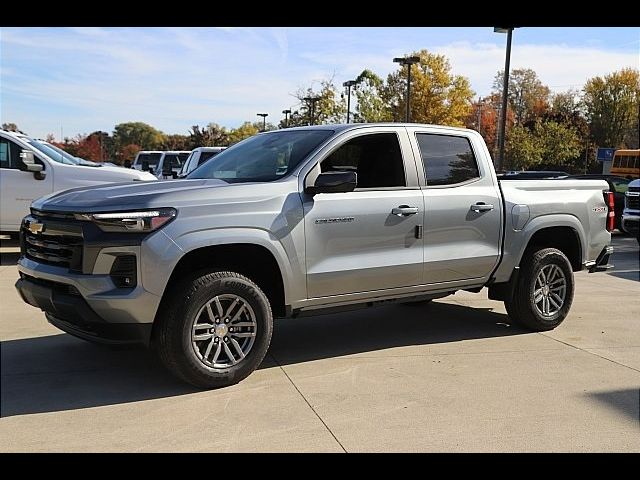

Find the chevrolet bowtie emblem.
xmin=28 ymin=222 xmax=44 ymax=234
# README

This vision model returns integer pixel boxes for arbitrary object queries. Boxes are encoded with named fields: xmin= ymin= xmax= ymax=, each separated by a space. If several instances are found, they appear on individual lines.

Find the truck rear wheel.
xmin=154 ymin=271 xmax=273 ymax=389
xmin=504 ymin=248 xmax=574 ymax=331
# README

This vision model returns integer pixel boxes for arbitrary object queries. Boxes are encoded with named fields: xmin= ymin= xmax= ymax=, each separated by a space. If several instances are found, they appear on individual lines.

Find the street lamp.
xmin=494 ymin=27 xmax=515 ymax=172
xmin=257 ymin=113 xmax=268 ymax=132
xmin=303 ymin=96 xmax=321 ymax=125
xmin=342 ymin=80 xmax=357 ymax=123
xmin=282 ymin=109 xmax=291 ymax=128
xmin=393 ymin=55 xmax=421 ymax=122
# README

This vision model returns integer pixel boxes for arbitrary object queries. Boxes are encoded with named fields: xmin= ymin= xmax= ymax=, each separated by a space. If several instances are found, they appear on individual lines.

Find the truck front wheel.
xmin=504 ymin=248 xmax=575 ymax=331
xmin=154 ymin=271 xmax=273 ymax=389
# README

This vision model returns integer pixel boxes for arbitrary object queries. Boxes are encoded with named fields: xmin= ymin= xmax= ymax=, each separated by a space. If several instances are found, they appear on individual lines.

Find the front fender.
xmin=141 ymin=227 xmax=302 ymax=305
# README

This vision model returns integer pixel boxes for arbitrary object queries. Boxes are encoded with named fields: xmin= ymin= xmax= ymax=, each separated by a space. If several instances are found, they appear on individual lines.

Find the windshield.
xmin=27 ymin=140 xmax=98 ymax=167
xmin=136 ymin=153 xmax=162 ymax=168
xmin=189 ymin=130 xmax=334 ymax=183
xmin=42 ymin=141 xmax=99 ymax=167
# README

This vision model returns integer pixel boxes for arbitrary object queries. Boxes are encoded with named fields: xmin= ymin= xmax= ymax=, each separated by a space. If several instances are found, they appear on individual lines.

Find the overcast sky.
xmin=1 ymin=27 xmax=638 ymax=139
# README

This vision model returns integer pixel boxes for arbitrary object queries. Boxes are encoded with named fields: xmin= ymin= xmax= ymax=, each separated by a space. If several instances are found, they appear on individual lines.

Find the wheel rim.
xmin=190 ymin=294 xmax=257 ymax=369
xmin=533 ymin=264 xmax=566 ymax=317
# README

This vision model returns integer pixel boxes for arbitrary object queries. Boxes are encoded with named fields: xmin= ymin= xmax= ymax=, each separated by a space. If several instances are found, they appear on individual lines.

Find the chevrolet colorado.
xmin=15 ymin=124 xmax=614 ymax=388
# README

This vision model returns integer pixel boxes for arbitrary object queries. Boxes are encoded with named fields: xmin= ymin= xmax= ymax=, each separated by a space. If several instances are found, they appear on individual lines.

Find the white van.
xmin=132 ymin=150 xmax=190 ymax=179
xmin=177 ymin=147 xmax=226 ymax=178
xmin=0 ymin=130 xmax=156 ymax=235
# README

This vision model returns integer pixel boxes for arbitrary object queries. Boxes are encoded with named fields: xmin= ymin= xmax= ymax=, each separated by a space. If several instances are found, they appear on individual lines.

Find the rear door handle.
xmin=392 ymin=205 xmax=419 ymax=216
xmin=471 ymin=202 xmax=494 ymax=212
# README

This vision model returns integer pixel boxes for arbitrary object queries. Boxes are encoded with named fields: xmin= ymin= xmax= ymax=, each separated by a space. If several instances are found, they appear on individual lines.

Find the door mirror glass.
xmin=306 ymin=171 xmax=357 ymax=194
xmin=19 ymin=150 xmax=42 ymax=172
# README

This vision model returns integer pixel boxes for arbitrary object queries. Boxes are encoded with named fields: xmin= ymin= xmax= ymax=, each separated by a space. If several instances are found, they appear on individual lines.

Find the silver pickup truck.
xmin=15 ymin=124 xmax=614 ymax=388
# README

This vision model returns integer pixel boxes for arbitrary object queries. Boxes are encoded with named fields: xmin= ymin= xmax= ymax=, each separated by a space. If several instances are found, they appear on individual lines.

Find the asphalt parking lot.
xmin=1 ymin=233 xmax=638 ymax=452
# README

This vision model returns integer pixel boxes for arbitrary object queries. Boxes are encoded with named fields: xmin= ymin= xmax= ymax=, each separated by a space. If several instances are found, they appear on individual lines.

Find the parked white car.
xmin=177 ymin=147 xmax=226 ymax=178
xmin=622 ymin=178 xmax=639 ymax=243
xmin=0 ymin=130 xmax=156 ymax=235
xmin=131 ymin=150 xmax=190 ymax=179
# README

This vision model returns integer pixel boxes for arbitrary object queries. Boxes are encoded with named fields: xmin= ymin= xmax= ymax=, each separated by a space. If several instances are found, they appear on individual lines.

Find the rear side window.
xmin=0 ymin=138 xmax=26 ymax=170
xmin=137 ymin=153 xmax=162 ymax=167
xmin=416 ymin=134 xmax=480 ymax=186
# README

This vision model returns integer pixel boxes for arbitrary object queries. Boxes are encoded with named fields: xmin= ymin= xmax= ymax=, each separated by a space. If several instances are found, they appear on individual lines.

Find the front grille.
xmin=30 ymin=209 xmax=76 ymax=220
xmin=628 ymin=186 xmax=639 ymax=194
xmin=22 ymin=217 xmax=83 ymax=271
xmin=19 ymin=272 xmax=80 ymax=295
xmin=627 ymin=195 xmax=640 ymax=210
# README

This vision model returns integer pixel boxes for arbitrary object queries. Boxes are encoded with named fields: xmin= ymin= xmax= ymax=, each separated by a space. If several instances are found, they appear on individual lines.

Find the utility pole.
xmin=303 ymin=96 xmax=321 ymax=125
xmin=494 ymin=27 xmax=515 ymax=172
xmin=342 ymin=80 xmax=357 ymax=123
xmin=393 ymin=56 xmax=421 ymax=122
xmin=282 ymin=109 xmax=291 ymax=128
xmin=257 ymin=113 xmax=268 ymax=132
xmin=477 ymin=97 xmax=483 ymax=136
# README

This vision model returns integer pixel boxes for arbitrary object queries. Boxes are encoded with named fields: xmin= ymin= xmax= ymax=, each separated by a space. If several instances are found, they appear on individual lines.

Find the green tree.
xmin=112 ymin=122 xmax=165 ymax=151
xmin=506 ymin=120 xmax=582 ymax=171
xmin=385 ymin=50 xmax=474 ymax=126
xmin=493 ymin=68 xmax=550 ymax=125
xmin=287 ymin=79 xmax=347 ymax=126
xmin=227 ymin=122 xmax=260 ymax=145
xmin=352 ymin=70 xmax=392 ymax=123
xmin=189 ymin=123 xmax=230 ymax=148
xmin=583 ymin=68 xmax=640 ymax=149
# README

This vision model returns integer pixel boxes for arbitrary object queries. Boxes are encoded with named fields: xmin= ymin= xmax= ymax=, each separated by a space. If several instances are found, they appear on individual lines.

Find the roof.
xmin=270 ymin=123 xmax=474 ymax=134
xmin=192 ymin=146 xmax=226 ymax=152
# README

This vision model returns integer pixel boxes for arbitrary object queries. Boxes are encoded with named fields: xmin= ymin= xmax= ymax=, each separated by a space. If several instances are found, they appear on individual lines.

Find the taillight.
xmin=605 ymin=191 xmax=615 ymax=232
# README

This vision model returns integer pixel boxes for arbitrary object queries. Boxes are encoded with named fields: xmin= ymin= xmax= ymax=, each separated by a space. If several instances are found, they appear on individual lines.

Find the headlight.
xmin=75 ymin=208 xmax=177 ymax=233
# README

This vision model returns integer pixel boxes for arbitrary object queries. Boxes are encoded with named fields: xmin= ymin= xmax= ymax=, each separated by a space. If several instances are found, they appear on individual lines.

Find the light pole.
xmin=257 ymin=113 xmax=268 ymax=132
xmin=393 ymin=55 xmax=420 ymax=122
xmin=303 ymin=96 xmax=321 ymax=125
xmin=494 ymin=27 xmax=515 ymax=172
xmin=282 ymin=109 xmax=291 ymax=128
xmin=342 ymin=80 xmax=357 ymax=123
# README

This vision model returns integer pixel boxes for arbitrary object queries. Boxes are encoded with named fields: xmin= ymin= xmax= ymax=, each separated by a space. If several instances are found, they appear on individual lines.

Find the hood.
xmin=93 ymin=165 xmax=157 ymax=181
xmin=31 ymin=178 xmax=292 ymax=213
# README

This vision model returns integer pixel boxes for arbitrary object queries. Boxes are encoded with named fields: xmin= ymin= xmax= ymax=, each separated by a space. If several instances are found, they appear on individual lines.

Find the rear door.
xmin=408 ymin=127 xmax=502 ymax=284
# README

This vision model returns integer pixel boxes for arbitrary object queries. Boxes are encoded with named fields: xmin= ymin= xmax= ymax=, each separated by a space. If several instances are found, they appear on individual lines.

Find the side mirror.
xmin=141 ymin=160 xmax=150 ymax=171
xmin=306 ymin=171 xmax=357 ymax=195
xmin=124 ymin=160 xmax=132 ymax=168
xmin=19 ymin=150 xmax=45 ymax=179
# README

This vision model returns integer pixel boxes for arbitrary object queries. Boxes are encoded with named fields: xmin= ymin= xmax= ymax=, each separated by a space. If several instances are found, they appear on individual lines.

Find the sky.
xmin=1 ymin=27 xmax=638 ymax=139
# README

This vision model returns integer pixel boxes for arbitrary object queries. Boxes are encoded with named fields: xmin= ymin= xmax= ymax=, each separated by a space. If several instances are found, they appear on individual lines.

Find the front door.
xmin=0 ymin=138 xmax=53 ymax=231
xmin=303 ymin=130 xmax=424 ymax=298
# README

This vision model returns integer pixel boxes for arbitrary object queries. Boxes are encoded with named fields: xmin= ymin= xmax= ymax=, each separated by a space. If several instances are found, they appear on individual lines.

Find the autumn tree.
xmin=189 ymin=123 xmax=230 ymax=149
xmin=286 ymin=79 xmax=347 ymax=127
xmin=583 ymin=68 xmax=640 ymax=149
xmin=113 ymin=122 xmax=165 ymax=151
xmin=352 ymin=70 xmax=392 ymax=123
xmin=385 ymin=50 xmax=474 ymax=126
xmin=493 ymin=68 xmax=551 ymax=125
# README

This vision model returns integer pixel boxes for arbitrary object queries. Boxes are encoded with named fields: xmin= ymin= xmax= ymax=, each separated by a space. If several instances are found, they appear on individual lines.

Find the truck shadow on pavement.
xmin=1 ymin=301 xmax=528 ymax=417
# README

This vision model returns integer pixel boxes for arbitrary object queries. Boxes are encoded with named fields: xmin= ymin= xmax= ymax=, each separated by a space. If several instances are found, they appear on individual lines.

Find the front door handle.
xmin=392 ymin=205 xmax=419 ymax=216
xmin=471 ymin=202 xmax=494 ymax=212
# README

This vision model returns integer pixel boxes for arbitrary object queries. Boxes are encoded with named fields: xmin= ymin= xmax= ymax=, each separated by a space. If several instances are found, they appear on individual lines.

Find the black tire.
xmin=154 ymin=271 xmax=273 ymax=389
xmin=504 ymin=248 xmax=574 ymax=332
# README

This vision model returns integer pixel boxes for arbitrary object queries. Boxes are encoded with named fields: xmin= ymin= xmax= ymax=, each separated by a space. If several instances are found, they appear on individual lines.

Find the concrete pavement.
xmin=1 ymin=234 xmax=638 ymax=452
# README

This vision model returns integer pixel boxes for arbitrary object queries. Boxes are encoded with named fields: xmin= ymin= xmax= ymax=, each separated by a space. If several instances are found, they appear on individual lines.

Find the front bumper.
xmin=15 ymin=274 xmax=152 ymax=345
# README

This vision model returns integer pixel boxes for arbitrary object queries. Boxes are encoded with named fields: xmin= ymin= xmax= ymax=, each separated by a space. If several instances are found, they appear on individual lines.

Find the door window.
xmin=321 ymin=133 xmax=406 ymax=189
xmin=0 ymin=138 xmax=26 ymax=170
xmin=416 ymin=134 xmax=480 ymax=186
